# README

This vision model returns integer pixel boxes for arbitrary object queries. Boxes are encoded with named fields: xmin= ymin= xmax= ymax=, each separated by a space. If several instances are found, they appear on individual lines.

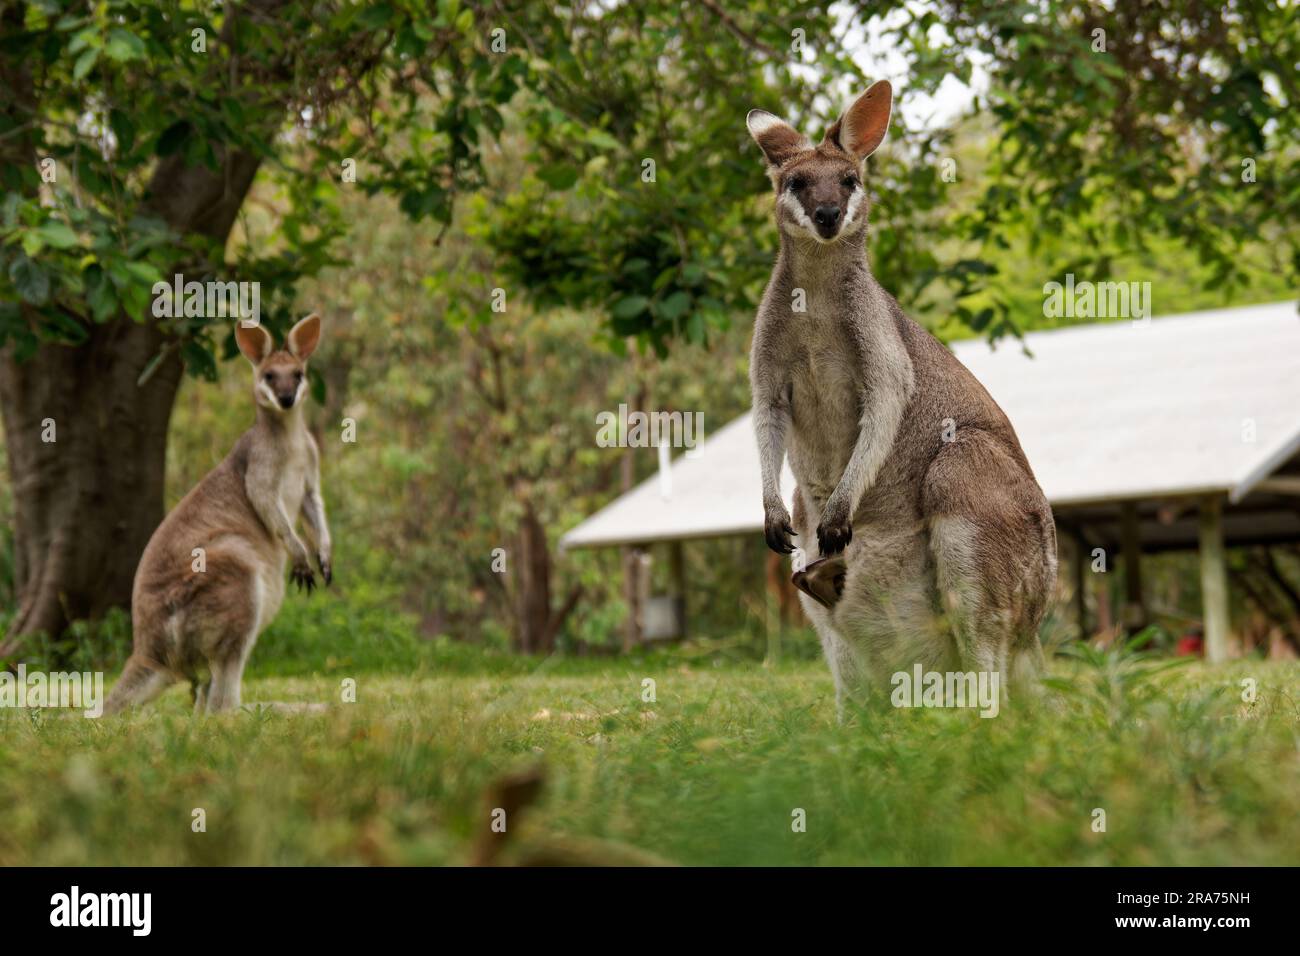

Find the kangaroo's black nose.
xmin=814 ymin=205 xmax=841 ymax=228
xmin=278 ymin=395 xmax=295 ymax=409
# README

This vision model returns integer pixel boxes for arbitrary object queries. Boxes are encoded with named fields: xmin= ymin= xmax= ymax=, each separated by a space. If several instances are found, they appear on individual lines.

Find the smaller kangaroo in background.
xmin=105 ymin=314 xmax=331 ymax=715
xmin=747 ymin=81 xmax=1056 ymax=712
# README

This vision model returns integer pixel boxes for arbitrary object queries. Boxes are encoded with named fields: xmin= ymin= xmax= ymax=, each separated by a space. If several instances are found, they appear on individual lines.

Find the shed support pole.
xmin=622 ymin=545 xmax=645 ymax=652
xmin=765 ymin=552 xmax=782 ymax=666
xmin=668 ymin=540 xmax=686 ymax=640
xmin=1120 ymin=502 xmax=1147 ymax=631
xmin=1198 ymin=495 xmax=1232 ymax=663
xmin=1072 ymin=531 xmax=1089 ymax=640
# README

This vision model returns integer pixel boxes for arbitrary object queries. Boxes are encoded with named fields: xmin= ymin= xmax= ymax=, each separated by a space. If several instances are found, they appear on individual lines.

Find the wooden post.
xmin=1072 ymin=531 xmax=1089 ymax=640
xmin=621 ymin=545 xmax=646 ymax=651
xmin=668 ymin=540 xmax=687 ymax=639
xmin=1120 ymin=502 xmax=1147 ymax=631
xmin=765 ymin=551 xmax=782 ymax=665
xmin=1198 ymin=495 xmax=1232 ymax=663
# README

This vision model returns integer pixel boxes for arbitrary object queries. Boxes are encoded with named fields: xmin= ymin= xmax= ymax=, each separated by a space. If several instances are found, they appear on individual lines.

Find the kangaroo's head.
xmin=234 ymin=313 xmax=321 ymax=413
xmin=746 ymin=80 xmax=892 ymax=245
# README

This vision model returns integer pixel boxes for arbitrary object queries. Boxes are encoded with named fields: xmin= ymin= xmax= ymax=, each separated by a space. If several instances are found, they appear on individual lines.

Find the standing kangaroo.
xmin=746 ymin=81 xmax=1056 ymax=711
xmin=105 ymin=314 xmax=331 ymax=714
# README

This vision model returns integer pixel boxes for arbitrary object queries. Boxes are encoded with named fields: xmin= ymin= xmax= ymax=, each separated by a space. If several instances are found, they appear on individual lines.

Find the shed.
xmin=561 ymin=301 xmax=1300 ymax=660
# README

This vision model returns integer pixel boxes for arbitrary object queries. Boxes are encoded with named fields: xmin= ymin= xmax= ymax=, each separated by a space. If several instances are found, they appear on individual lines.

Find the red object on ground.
xmin=1176 ymin=634 xmax=1204 ymax=657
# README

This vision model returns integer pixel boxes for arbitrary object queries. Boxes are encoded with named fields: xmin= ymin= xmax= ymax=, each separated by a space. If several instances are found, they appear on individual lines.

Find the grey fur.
xmin=104 ymin=314 xmax=331 ymax=715
xmin=748 ymin=86 xmax=1056 ymax=712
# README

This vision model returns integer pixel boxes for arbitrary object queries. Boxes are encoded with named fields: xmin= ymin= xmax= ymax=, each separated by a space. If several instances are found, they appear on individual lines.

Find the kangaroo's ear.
xmin=235 ymin=321 xmax=273 ymax=365
xmin=824 ymin=80 xmax=892 ymax=160
xmin=746 ymin=110 xmax=809 ymax=169
xmin=287 ymin=313 xmax=322 ymax=361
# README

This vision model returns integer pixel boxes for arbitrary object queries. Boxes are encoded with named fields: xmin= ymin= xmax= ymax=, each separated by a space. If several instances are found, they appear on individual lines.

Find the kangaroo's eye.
xmin=842 ymin=176 xmax=858 ymax=189
xmin=788 ymin=177 xmax=807 ymax=192
xmin=294 ymin=371 xmax=303 ymax=381
xmin=263 ymin=373 xmax=273 ymax=383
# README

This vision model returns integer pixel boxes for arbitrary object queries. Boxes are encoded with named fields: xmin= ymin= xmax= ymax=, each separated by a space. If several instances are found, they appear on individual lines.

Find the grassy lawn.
xmin=2 ymin=643 xmax=1298 ymax=866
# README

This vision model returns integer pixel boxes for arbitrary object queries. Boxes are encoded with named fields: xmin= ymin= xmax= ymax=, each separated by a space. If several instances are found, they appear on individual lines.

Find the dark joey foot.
xmin=764 ymin=512 xmax=796 ymax=554
xmin=318 ymin=554 xmax=333 ymax=586
xmin=816 ymin=515 xmax=852 ymax=556
xmin=792 ymin=556 xmax=848 ymax=610
xmin=291 ymin=559 xmax=316 ymax=594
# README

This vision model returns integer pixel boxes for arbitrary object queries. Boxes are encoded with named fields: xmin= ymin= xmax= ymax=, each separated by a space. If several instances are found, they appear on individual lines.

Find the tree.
xmin=0 ymin=0 xmax=522 ymax=655
xmin=5 ymin=0 xmax=1296 ymax=657
xmin=0 ymin=0 xmax=841 ymax=656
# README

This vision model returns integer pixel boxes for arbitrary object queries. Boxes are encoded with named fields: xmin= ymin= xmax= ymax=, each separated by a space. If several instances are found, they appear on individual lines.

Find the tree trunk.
xmin=0 ymin=143 xmax=261 ymax=657
xmin=0 ymin=320 xmax=184 ymax=651
xmin=507 ymin=494 xmax=582 ymax=655
xmin=511 ymin=497 xmax=554 ymax=654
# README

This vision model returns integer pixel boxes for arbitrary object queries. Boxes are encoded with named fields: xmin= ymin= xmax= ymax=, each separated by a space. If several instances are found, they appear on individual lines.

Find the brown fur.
xmin=105 ymin=315 xmax=331 ymax=715
xmin=747 ymin=84 xmax=1056 ymax=710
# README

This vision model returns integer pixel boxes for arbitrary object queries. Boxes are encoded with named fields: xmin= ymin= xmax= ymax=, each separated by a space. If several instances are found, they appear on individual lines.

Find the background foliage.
xmin=0 ymin=0 xmax=1298 ymax=657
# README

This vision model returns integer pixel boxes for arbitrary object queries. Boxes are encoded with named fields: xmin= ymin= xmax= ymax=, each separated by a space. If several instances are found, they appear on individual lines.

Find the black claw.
xmin=292 ymin=565 xmax=317 ymax=593
xmin=766 ymin=525 xmax=794 ymax=554
xmin=817 ymin=521 xmax=852 ymax=556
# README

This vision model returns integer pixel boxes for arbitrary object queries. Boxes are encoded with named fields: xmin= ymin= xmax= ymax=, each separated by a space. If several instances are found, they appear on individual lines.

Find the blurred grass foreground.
xmin=2 ymin=612 xmax=1297 ymax=866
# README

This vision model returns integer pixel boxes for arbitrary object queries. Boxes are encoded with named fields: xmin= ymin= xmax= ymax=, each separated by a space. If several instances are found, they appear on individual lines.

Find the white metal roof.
xmin=561 ymin=301 xmax=1300 ymax=550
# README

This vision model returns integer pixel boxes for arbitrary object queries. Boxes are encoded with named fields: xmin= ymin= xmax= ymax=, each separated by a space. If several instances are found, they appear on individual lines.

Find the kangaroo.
xmin=746 ymin=81 xmax=1056 ymax=712
xmin=105 ymin=314 xmax=332 ymax=715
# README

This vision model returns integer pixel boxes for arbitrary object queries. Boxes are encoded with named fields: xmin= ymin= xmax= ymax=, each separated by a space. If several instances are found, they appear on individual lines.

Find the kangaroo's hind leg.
xmin=104 ymin=655 xmax=179 ymax=715
xmin=191 ymin=559 xmax=271 ymax=714
xmin=190 ymin=675 xmax=212 ymax=713
xmin=924 ymin=432 xmax=1057 ymax=701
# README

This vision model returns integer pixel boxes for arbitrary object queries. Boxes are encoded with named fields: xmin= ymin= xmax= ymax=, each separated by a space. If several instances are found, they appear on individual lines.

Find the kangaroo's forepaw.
xmin=292 ymin=560 xmax=316 ymax=594
xmin=815 ymin=517 xmax=852 ymax=556
xmin=319 ymin=554 xmax=333 ymax=586
xmin=764 ymin=510 xmax=796 ymax=554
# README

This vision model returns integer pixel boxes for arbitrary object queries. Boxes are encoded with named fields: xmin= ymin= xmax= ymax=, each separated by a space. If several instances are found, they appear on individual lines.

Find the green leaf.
xmin=105 ymin=29 xmax=146 ymax=63
xmin=358 ymin=4 xmax=394 ymax=29
xmin=122 ymin=260 xmax=162 ymax=286
xmin=537 ymin=164 xmax=578 ymax=190
xmin=584 ymin=129 xmax=620 ymax=151
xmin=68 ymin=29 xmax=97 ymax=54
xmin=611 ymin=295 xmax=648 ymax=319
xmin=88 ymin=273 xmax=118 ymax=322
xmin=35 ymin=221 xmax=79 ymax=249
xmin=656 ymin=289 xmax=691 ymax=321
xmin=9 ymin=255 xmax=50 ymax=304
xmin=72 ymin=47 xmax=98 ymax=81
xmin=686 ymin=311 xmax=706 ymax=343
xmin=181 ymin=340 xmax=218 ymax=381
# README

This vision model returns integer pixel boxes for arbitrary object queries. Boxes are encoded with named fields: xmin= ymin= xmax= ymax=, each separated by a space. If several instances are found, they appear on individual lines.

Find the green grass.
xmin=2 ymin=630 xmax=1298 ymax=866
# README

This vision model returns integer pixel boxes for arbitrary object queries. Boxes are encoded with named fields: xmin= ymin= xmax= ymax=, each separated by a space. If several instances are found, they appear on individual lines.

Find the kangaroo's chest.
xmin=245 ymin=434 xmax=309 ymax=535
xmin=276 ymin=448 xmax=309 ymax=518
xmin=786 ymin=320 xmax=863 ymax=494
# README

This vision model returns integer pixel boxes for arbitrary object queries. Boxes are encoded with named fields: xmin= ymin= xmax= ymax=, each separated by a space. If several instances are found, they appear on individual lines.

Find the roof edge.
xmin=1231 ymin=424 xmax=1300 ymax=504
